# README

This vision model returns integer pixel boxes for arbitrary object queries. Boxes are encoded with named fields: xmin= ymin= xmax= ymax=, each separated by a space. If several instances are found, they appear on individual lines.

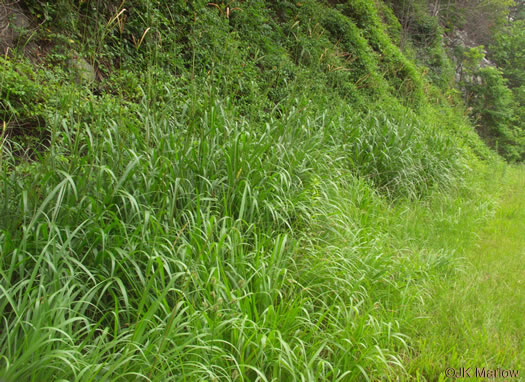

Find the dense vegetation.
xmin=0 ymin=0 xmax=523 ymax=380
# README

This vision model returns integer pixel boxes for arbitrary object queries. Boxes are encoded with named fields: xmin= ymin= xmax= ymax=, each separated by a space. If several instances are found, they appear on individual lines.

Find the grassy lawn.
xmin=408 ymin=166 xmax=525 ymax=380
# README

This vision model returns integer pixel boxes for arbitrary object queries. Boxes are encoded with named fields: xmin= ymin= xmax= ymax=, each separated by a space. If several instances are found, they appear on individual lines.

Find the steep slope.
xmin=0 ymin=1 xmax=508 ymax=380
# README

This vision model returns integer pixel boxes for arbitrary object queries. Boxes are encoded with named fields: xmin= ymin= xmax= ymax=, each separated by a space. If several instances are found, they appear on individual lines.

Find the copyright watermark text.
xmin=445 ymin=367 xmax=519 ymax=379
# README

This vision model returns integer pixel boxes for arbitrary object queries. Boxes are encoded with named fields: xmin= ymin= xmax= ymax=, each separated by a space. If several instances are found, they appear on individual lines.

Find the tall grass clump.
xmin=0 ymin=83 xmax=480 ymax=380
xmin=342 ymin=108 xmax=464 ymax=199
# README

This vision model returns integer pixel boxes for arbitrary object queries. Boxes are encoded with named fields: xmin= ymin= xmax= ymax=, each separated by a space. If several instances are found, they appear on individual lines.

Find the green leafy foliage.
xmin=452 ymin=15 xmax=525 ymax=161
xmin=0 ymin=57 xmax=46 ymax=123
xmin=0 ymin=57 xmax=53 ymax=152
xmin=464 ymin=67 xmax=524 ymax=160
xmin=490 ymin=21 xmax=525 ymax=89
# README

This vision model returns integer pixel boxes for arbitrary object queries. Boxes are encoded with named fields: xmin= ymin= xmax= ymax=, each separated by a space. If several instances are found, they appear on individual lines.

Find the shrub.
xmin=465 ymin=67 xmax=523 ymax=160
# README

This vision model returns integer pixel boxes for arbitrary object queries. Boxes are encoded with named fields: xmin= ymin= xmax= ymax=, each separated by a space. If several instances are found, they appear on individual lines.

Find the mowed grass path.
xmin=408 ymin=166 xmax=525 ymax=381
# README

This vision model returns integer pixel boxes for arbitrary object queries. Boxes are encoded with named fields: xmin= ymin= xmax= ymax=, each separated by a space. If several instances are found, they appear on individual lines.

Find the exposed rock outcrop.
xmin=0 ymin=1 xmax=32 ymax=55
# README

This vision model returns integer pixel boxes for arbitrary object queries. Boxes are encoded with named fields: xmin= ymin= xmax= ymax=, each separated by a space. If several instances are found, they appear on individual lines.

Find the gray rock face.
xmin=0 ymin=3 xmax=31 ymax=54
xmin=446 ymin=29 xmax=496 ymax=83
xmin=69 ymin=54 xmax=97 ymax=83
